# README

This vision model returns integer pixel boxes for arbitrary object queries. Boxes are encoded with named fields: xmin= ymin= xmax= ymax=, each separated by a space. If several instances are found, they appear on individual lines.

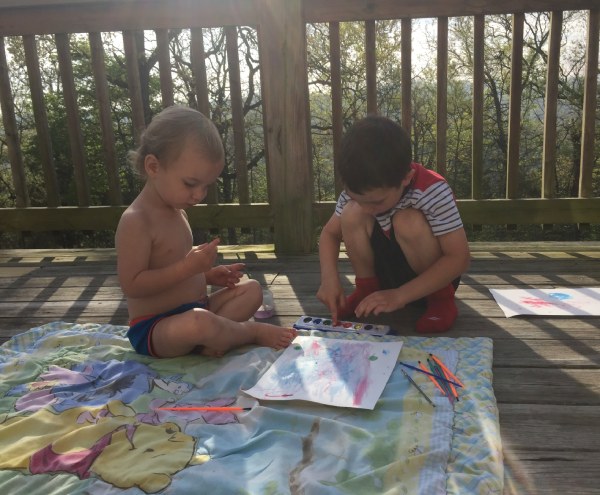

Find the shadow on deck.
xmin=1 ymin=242 xmax=599 ymax=494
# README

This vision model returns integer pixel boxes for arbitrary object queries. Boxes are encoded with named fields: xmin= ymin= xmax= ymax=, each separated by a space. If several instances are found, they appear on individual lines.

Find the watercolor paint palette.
xmin=292 ymin=315 xmax=391 ymax=336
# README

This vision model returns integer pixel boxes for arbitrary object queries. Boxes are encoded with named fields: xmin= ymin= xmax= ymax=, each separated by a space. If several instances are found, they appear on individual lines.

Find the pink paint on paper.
xmin=243 ymin=336 xmax=403 ymax=410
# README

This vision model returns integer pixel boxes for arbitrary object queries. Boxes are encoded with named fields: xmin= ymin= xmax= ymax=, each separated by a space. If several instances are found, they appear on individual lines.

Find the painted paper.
xmin=489 ymin=287 xmax=600 ymax=317
xmin=243 ymin=336 xmax=402 ymax=409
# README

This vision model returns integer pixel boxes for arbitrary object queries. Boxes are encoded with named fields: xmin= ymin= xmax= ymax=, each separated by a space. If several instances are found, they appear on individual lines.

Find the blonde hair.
xmin=128 ymin=105 xmax=224 ymax=176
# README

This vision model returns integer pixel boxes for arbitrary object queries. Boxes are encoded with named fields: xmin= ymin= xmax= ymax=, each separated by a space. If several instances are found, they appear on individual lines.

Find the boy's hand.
xmin=208 ymin=263 xmax=245 ymax=288
xmin=317 ymin=280 xmax=346 ymax=323
xmin=354 ymin=289 xmax=405 ymax=317
xmin=184 ymin=237 xmax=220 ymax=274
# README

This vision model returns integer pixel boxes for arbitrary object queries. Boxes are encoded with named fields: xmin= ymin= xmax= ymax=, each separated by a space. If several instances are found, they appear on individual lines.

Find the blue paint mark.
xmin=548 ymin=292 xmax=572 ymax=300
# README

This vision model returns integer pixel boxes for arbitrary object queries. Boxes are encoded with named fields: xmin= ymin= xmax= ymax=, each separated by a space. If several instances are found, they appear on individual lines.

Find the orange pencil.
xmin=418 ymin=361 xmax=446 ymax=395
xmin=157 ymin=407 xmax=251 ymax=412
xmin=430 ymin=353 xmax=465 ymax=387
xmin=439 ymin=367 xmax=459 ymax=402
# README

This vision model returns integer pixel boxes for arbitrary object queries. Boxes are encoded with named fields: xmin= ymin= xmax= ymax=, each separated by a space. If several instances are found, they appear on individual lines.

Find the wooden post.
xmin=257 ymin=0 xmax=313 ymax=254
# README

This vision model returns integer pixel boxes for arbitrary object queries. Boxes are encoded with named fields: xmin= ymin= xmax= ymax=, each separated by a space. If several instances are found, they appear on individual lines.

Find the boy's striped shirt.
xmin=335 ymin=162 xmax=463 ymax=237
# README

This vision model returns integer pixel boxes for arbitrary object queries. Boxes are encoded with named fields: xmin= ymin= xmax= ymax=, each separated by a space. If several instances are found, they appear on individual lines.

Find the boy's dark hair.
xmin=338 ymin=115 xmax=412 ymax=194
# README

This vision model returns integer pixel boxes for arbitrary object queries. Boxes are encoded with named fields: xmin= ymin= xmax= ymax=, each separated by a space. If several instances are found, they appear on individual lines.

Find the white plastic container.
xmin=254 ymin=287 xmax=275 ymax=319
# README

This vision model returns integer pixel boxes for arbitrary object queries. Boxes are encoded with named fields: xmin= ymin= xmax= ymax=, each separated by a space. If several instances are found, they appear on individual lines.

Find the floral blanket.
xmin=0 ymin=322 xmax=503 ymax=494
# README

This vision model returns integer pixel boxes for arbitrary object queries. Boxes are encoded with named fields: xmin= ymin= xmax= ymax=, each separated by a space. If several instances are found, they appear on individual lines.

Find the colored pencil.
xmin=398 ymin=361 xmax=462 ymax=388
xmin=434 ymin=361 xmax=459 ymax=401
xmin=427 ymin=358 xmax=456 ymax=404
xmin=157 ymin=406 xmax=252 ymax=412
xmin=401 ymin=368 xmax=436 ymax=407
xmin=430 ymin=353 xmax=465 ymax=387
xmin=428 ymin=354 xmax=461 ymax=401
xmin=419 ymin=361 xmax=446 ymax=395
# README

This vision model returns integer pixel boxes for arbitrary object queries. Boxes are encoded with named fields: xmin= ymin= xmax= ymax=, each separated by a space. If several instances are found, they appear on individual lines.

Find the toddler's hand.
xmin=184 ymin=237 xmax=220 ymax=274
xmin=209 ymin=263 xmax=245 ymax=288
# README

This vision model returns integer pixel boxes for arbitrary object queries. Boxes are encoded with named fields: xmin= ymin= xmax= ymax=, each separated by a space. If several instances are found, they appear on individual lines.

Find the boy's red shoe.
xmin=416 ymin=283 xmax=457 ymax=333
xmin=338 ymin=276 xmax=380 ymax=319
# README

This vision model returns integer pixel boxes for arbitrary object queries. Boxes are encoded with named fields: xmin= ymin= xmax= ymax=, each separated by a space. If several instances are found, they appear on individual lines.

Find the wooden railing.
xmin=0 ymin=0 xmax=598 ymax=253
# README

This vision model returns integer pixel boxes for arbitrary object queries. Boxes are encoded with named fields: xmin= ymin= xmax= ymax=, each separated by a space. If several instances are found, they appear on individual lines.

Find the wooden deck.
xmin=1 ymin=242 xmax=599 ymax=494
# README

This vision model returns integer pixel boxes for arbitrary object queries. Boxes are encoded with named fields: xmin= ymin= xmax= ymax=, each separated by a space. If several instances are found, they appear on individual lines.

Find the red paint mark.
xmin=521 ymin=297 xmax=557 ymax=308
xmin=353 ymin=375 xmax=369 ymax=406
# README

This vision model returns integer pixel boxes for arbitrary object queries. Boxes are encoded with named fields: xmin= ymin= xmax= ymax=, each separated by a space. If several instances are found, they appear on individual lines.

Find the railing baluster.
xmin=23 ymin=34 xmax=59 ymax=207
xmin=55 ymin=32 xmax=90 ymax=206
xmin=579 ymin=9 xmax=599 ymax=199
xmin=89 ymin=31 xmax=122 ymax=206
xmin=506 ymin=13 xmax=524 ymax=201
xmin=155 ymin=28 xmax=174 ymax=108
xmin=0 ymin=36 xmax=29 ymax=208
xmin=122 ymin=30 xmax=146 ymax=143
xmin=436 ymin=16 xmax=448 ymax=177
xmin=472 ymin=15 xmax=485 ymax=201
xmin=542 ymin=11 xmax=562 ymax=200
xmin=190 ymin=27 xmax=218 ymax=204
xmin=328 ymin=21 xmax=343 ymax=195
xmin=365 ymin=19 xmax=377 ymax=115
xmin=225 ymin=25 xmax=249 ymax=205
xmin=401 ymin=18 xmax=412 ymax=134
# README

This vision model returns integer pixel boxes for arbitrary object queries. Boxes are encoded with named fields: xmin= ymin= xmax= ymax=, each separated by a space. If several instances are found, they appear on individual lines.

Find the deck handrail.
xmin=0 ymin=0 xmax=598 ymax=253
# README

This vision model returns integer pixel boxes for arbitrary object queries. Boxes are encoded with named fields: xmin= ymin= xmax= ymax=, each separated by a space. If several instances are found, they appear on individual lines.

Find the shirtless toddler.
xmin=115 ymin=105 xmax=296 ymax=357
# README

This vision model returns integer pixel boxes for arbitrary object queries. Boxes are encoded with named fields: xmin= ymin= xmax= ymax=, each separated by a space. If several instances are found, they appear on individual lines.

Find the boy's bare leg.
xmin=338 ymin=202 xmax=381 ymax=318
xmin=391 ymin=208 xmax=441 ymax=273
xmin=340 ymin=201 xmax=376 ymax=277
xmin=392 ymin=209 xmax=457 ymax=332
xmin=150 ymin=308 xmax=296 ymax=358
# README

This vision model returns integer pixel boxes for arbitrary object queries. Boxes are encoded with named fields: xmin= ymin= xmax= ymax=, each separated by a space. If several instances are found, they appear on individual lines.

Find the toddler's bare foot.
xmin=252 ymin=323 xmax=297 ymax=350
xmin=195 ymin=345 xmax=225 ymax=358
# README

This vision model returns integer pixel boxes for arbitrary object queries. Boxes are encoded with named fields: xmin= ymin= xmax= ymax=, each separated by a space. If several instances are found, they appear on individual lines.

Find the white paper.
xmin=490 ymin=287 xmax=600 ymax=317
xmin=243 ymin=336 xmax=403 ymax=409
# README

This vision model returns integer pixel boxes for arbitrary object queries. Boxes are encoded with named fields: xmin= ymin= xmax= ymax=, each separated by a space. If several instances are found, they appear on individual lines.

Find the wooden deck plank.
xmin=1 ymin=242 xmax=599 ymax=495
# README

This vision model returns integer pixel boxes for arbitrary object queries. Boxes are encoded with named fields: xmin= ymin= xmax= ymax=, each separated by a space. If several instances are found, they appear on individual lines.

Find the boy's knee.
xmin=340 ymin=201 xmax=375 ymax=244
xmin=340 ymin=200 xmax=370 ymax=227
xmin=392 ymin=208 xmax=433 ymax=243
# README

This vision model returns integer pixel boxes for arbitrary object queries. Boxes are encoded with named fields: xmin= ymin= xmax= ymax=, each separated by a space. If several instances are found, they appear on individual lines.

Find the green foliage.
xmin=0 ymin=12 xmax=598 ymax=248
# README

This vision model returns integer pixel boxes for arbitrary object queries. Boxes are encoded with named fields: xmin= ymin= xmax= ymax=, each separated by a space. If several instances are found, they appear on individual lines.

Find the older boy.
xmin=317 ymin=115 xmax=470 ymax=333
